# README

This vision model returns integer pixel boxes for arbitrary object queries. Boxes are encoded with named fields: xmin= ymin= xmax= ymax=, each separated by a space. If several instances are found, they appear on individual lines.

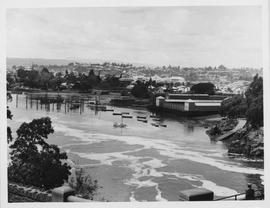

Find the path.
xmin=216 ymin=119 xmax=246 ymax=141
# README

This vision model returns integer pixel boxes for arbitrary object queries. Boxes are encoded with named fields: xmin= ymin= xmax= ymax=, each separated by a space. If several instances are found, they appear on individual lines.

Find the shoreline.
xmin=206 ymin=118 xmax=264 ymax=162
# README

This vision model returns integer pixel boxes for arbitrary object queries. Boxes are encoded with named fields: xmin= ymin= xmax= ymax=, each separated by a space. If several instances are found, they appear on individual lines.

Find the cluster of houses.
xmin=7 ymin=61 xmax=261 ymax=95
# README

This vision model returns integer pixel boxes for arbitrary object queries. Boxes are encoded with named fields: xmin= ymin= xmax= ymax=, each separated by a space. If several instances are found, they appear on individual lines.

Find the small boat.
xmin=151 ymin=123 xmax=159 ymax=127
xmin=106 ymin=109 xmax=114 ymax=112
xmin=152 ymin=118 xmax=161 ymax=122
xmin=160 ymin=124 xmax=167 ymax=127
xmin=138 ymin=119 xmax=147 ymax=123
xmin=113 ymin=122 xmax=127 ymax=128
xmin=137 ymin=116 xmax=147 ymax=119
xmin=122 ymin=115 xmax=133 ymax=119
xmin=69 ymin=104 xmax=80 ymax=110
xmin=113 ymin=112 xmax=122 ymax=116
xmin=121 ymin=112 xmax=130 ymax=115
xmin=88 ymin=101 xmax=96 ymax=105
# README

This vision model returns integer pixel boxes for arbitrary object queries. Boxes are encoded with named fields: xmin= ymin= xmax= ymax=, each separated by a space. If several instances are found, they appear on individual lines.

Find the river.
xmin=7 ymin=93 xmax=264 ymax=201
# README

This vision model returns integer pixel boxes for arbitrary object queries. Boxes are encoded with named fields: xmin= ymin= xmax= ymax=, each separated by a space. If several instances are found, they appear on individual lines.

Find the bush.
xmin=69 ymin=168 xmax=100 ymax=200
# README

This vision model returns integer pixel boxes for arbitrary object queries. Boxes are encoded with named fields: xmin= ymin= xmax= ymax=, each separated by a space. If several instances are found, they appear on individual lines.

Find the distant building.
xmin=155 ymin=94 xmax=227 ymax=116
xmin=169 ymin=76 xmax=186 ymax=84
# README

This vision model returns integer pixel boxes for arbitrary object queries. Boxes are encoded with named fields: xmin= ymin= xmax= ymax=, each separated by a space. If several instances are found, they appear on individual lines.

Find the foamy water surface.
xmin=7 ymin=94 xmax=264 ymax=201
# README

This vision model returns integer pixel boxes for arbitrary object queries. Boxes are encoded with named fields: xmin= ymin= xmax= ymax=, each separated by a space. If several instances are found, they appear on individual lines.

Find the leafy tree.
xmin=25 ymin=70 xmax=40 ymax=88
xmin=7 ymin=93 xmax=13 ymax=143
xmin=39 ymin=68 xmax=53 ymax=90
xmin=220 ymin=95 xmax=247 ymax=118
xmin=191 ymin=82 xmax=215 ymax=95
xmin=6 ymin=73 xmax=16 ymax=89
xmin=65 ymin=71 xmax=77 ymax=86
xmin=245 ymin=74 xmax=263 ymax=128
xmin=16 ymin=67 xmax=27 ymax=81
xmin=220 ymin=74 xmax=263 ymax=128
xmin=8 ymin=117 xmax=71 ymax=189
xmin=131 ymin=81 xmax=150 ymax=98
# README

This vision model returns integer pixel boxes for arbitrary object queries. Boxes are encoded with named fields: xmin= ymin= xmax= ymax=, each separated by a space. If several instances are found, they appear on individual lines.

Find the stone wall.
xmin=8 ymin=182 xmax=52 ymax=202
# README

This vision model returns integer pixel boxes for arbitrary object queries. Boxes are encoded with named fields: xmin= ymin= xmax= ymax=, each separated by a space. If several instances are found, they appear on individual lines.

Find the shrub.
xmin=69 ymin=168 xmax=100 ymax=200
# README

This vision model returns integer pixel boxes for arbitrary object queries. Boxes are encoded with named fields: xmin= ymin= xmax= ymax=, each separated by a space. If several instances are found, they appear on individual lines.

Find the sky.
xmin=6 ymin=6 xmax=262 ymax=68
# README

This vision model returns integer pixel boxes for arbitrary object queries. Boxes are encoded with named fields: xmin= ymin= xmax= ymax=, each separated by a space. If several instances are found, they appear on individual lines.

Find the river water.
xmin=7 ymin=93 xmax=264 ymax=201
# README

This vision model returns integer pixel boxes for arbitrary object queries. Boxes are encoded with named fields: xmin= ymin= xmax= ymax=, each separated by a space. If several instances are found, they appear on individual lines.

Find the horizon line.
xmin=6 ymin=56 xmax=263 ymax=69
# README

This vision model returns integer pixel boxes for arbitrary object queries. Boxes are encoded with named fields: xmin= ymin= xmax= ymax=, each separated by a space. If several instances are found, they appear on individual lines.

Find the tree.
xmin=245 ymin=74 xmax=263 ymax=128
xmin=131 ymin=81 xmax=150 ymax=98
xmin=8 ymin=117 xmax=71 ymax=189
xmin=39 ymin=68 xmax=53 ymax=90
xmin=17 ymin=67 xmax=27 ymax=81
xmin=25 ymin=70 xmax=40 ymax=88
xmin=7 ymin=93 xmax=13 ymax=143
xmin=191 ymin=82 xmax=215 ymax=95
xmin=220 ymin=74 xmax=263 ymax=129
xmin=220 ymin=95 xmax=247 ymax=118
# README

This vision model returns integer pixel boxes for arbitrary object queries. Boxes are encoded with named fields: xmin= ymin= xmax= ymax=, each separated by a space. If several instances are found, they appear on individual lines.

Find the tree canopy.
xmin=8 ymin=117 xmax=71 ymax=189
xmin=190 ymin=82 xmax=215 ymax=95
xmin=220 ymin=74 xmax=263 ymax=128
xmin=131 ymin=81 xmax=150 ymax=98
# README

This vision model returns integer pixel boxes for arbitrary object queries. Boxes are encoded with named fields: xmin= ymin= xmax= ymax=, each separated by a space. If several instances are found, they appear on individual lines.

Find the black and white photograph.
xmin=0 ymin=0 xmax=269 ymax=207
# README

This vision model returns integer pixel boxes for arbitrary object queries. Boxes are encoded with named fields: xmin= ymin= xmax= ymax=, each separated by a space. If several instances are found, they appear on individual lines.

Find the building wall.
xmin=162 ymin=102 xmax=185 ymax=111
xmin=188 ymin=102 xmax=220 ymax=112
xmin=161 ymin=101 xmax=221 ymax=112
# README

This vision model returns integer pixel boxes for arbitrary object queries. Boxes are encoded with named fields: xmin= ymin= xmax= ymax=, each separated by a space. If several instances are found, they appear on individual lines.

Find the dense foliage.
xmin=7 ymin=93 xmax=13 ymax=143
xmin=131 ymin=81 xmax=150 ymax=98
xmin=8 ymin=117 xmax=71 ymax=189
xmin=190 ymin=82 xmax=215 ymax=95
xmin=220 ymin=74 xmax=263 ymax=128
xmin=245 ymin=75 xmax=263 ymax=128
xmin=220 ymin=95 xmax=247 ymax=118
xmin=8 ymin=67 xmax=126 ymax=91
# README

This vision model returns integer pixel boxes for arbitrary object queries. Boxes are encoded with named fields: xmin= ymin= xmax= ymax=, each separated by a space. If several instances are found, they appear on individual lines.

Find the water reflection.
xmin=17 ymin=93 xmax=208 ymax=134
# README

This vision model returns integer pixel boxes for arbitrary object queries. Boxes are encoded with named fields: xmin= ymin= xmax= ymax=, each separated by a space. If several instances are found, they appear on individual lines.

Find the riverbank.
xmin=226 ymin=127 xmax=264 ymax=160
xmin=8 ymin=94 xmax=264 ymax=201
xmin=206 ymin=118 xmax=239 ymax=140
xmin=206 ymin=119 xmax=264 ymax=161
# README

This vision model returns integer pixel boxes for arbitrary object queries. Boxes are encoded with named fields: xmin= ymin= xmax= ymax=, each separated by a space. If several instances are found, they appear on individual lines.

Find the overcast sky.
xmin=7 ymin=6 xmax=262 ymax=68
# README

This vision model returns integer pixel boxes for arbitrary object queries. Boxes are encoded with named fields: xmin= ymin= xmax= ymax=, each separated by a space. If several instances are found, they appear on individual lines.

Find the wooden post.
xmin=16 ymin=94 xmax=18 ymax=108
xmin=26 ymin=96 xmax=28 ymax=109
xmin=30 ymin=95 xmax=33 ymax=108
